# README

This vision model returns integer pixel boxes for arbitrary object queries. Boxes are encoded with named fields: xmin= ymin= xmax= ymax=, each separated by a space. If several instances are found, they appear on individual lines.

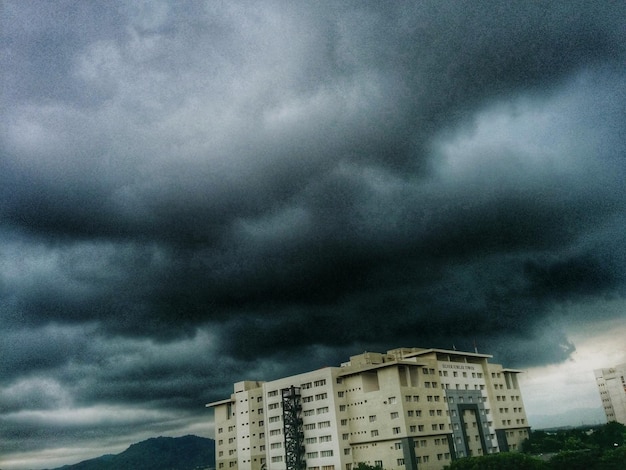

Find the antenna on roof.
xmin=452 ymin=344 xmax=456 ymax=351
xmin=473 ymin=340 xmax=478 ymax=354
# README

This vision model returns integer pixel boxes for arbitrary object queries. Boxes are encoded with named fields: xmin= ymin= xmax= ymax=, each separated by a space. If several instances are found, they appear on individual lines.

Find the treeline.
xmin=443 ymin=421 xmax=626 ymax=470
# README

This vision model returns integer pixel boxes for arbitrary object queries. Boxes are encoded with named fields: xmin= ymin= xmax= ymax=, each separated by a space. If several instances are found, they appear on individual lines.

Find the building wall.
xmin=207 ymin=348 xmax=531 ymax=470
xmin=595 ymin=364 xmax=626 ymax=425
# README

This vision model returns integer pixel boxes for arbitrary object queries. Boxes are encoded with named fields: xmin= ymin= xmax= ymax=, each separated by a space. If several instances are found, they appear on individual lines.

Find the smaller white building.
xmin=595 ymin=363 xmax=626 ymax=425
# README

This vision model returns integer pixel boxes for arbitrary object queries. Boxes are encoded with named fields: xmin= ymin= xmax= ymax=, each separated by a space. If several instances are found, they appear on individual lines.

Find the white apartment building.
xmin=206 ymin=347 xmax=530 ymax=470
xmin=594 ymin=363 xmax=626 ymax=425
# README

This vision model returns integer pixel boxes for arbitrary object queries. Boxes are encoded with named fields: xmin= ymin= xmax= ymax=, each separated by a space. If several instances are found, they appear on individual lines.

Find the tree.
xmin=443 ymin=452 xmax=547 ymax=470
xmin=354 ymin=462 xmax=384 ymax=470
xmin=589 ymin=421 xmax=626 ymax=450
xmin=548 ymin=450 xmax=600 ymax=470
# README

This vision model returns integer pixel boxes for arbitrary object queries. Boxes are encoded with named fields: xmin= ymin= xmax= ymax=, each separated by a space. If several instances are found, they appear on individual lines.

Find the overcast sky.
xmin=1 ymin=1 xmax=625 ymax=468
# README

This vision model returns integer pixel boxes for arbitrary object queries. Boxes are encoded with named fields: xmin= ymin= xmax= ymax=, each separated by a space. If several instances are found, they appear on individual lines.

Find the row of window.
xmin=498 ymin=407 xmax=524 ymax=413
xmin=496 ymin=395 xmax=521 ymax=401
xmin=304 ymin=435 xmax=332 ymax=444
xmin=305 ymin=450 xmax=334 ymax=458
xmin=501 ymin=418 xmax=526 ymax=425
xmin=303 ymin=421 xmax=331 ymax=430
xmin=440 ymin=370 xmax=483 ymax=378
xmin=302 ymin=393 xmax=328 ymax=402
xmin=301 ymin=379 xmax=327 ymax=389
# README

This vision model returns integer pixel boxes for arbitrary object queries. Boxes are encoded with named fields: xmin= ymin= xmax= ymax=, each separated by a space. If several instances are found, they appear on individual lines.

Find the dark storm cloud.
xmin=1 ymin=1 xmax=626 ymax=466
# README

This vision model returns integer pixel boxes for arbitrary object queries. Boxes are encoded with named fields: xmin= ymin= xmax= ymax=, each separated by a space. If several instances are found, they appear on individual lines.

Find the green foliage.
xmin=443 ymin=452 xmax=547 ymax=470
xmin=598 ymin=444 xmax=626 ymax=469
xmin=354 ymin=463 xmax=384 ymax=470
xmin=520 ymin=421 xmax=626 ymax=470
xmin=589 ymin=421 xmax=626 ymax=449
xmin=548 ymin=450 xmax=601 ymax=470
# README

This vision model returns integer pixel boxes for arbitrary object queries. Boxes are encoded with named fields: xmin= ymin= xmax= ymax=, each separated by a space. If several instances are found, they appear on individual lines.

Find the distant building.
xmin=206 ymin=347 xmax=530 ymax=470
xmin=594 ymin=363 xmax=626 ymax=425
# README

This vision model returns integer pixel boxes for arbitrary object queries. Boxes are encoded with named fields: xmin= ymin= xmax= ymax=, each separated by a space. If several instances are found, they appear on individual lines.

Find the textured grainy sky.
xmin=1 ymin=1 xmax=625 ymax=468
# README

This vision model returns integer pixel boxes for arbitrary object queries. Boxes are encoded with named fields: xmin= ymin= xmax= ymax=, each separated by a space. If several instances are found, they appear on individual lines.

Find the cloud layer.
xmin=1 ymin=1 xmax=625 ymax=467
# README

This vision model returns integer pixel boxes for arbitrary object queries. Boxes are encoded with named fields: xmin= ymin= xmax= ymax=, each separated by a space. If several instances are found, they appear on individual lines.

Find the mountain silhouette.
xmin=47 ymin=435 xmax=215 ymax=470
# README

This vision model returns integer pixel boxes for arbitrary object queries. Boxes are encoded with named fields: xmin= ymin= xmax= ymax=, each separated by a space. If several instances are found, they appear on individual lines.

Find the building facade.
xmin=206 ymin=347 xmax=530 ymax=470
xmin=594 ymin=363 xmax=626 ymax=425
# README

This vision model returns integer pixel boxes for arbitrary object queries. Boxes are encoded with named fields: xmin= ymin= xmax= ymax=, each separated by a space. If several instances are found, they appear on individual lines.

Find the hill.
xmin=47 ymin=435 xmax=215 ymax=470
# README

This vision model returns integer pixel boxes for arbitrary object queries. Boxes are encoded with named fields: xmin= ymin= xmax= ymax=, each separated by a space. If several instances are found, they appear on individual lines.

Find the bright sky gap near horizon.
xmin=1 ymin=1 xmax=625 ymax=469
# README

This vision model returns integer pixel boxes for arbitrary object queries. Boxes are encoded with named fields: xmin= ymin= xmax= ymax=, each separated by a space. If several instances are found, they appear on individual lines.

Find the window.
xmin=270 ymin=429 xmax=281 ymax=436
xmin=314 ymin=379 xmax=327 ymax=386
xmin=305 ymin=437 xmax=318 ymax=444
xmin=394 ymin=442 xmax=402 ymax=450
xmin=320 ymin=450 xmax=333 ymax=457
xmin=269 ymin=416 xmax=280 ymax=423
xmin=317 ymin=407 xmax=329 ymax=414
xmin=271 ymin=442 xmax=282 ymax=449
xmin=268 ymin=390 xmax=278 ymax=397
xmin=319 ymin=435 xmax=332 ymax=443
xmin=339 ymin=405 xmax=346 ymax=411
xmin=369 ymin=415 xmax=377 ymax=422
xmin=318 ymin=421 xmax=331 ymax=428
xmin=410 ymin=425 xmax=416 ymax=432
xmin=315 ymin=393 xmax=328 ymax=400
xmin=307 ymin=452 xmax=319 ymax=459
xmin=388 ymin=396 xmax=397 ymax=404
xmin=302 ymin=382 xmax=312 ymax=389
xmin=303 ymin=396 xmax=314 ymax=403
xmin=371 ymin=430 xmax=379 ymax=437
xmin=272 ymin=456 xmax=283 ymax=463
xmin=418 ymin=425 xmax=424 ymax=431
xmin=375 ymin=461 xmax=382 ymax=467
xmin=344 ymin=448 xmax=351 ymax=455
xmin=304 ymin=423 xmax=316 ymax=430
xmin=391 ymin=412 xmax=399 ymax=419
xmin=343 ymin=434 xmax=349 ymax=440
xmin=304 ymin=409 xmax=315 ymax=416
xmin=397 ymin=459 xmax=405 ymax=465
xmin=268 ymin=403 xmax=280 ymax=409
xmin=341 ymin=419 xmax=348 ymax=426
xmin=407 ymin=410 xmax=414 ymax=417
xmin=338 ymin=391 xmax=344 ymax=397
xmin=392 ymin=427 xmax=401 ymax=434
